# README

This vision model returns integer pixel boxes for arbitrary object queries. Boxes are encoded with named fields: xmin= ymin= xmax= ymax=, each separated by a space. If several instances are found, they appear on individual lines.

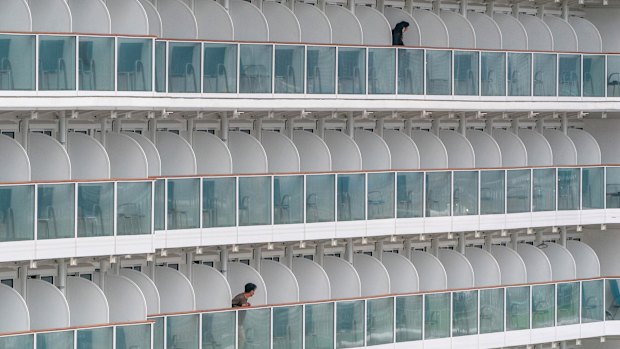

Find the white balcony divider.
xmin=67 ymin=0 xmax=111 ymax=34
xmin=466 ymin=129 xmax=502 ymax=168
xmin=543 ymin=15 xmax=579 ymax=52
xmin=411 ymin=250 xmax=448 ymax=291
xmin=293 ymin=2 xmax=332 ymax=44
xmin=0 ymin=134 xmax=30 ymax=182
xmin=493 ymin=13 xmax=528 ymax=50
xmin=98 ymin=273 xmax=148 ymax=322
xmin=541 ymin=242 xmax=578 ymax=281
xmin=440 ymin=10 xmax=476 ymax=49
xmin=291 ymin=257 xmax=332 ymax=301
xmin=518 ymin=129 xmax=553 ymax=167
xmin=228 ymin=131 xmax=269 ymax=174
xmin=566 ymin=240 xmax=601 ymax=278
xmin=517 ymin=243 xmax=553 ymax=283
xmin=154 ymin=266 xmax=196 ymax=313
xmin=229 ymin=0 xmax=269 ymax=42
xmin=325 ymin=5 xmax=363 ymax=45
xmin=352 ymin=253 xmax=391 ymax=297
xmin=228 ymin=262 xmax=268 ymax=306
xmin=155 ymin=131 xmax=197 ymax=176
xmin=438 ymin=130 xmax=475 ymax=169
xmin=383 ymin=129 xmax=420 ymax=170
xmin=0 ymin=283 xmax=30 ymax=333
xmin=66 ymin=276 xmax=109 ymax=326
xmin=191 ymin=263 xmax=232 ymax=311
xmin=26 ymin=279 xmax=70 ymax=330
xmin=323 ymin=255 xmax=362 ymax=298
xmin=492 ymin=129 xmax=528 ymax=167
xmin=0 ymin=0 xmax=31 ymax=32
xmin=381 ymin=252 xmax=420 ymax=293
xmin=104 ymin=132 xmax=149 ymax=179
xmin=569 ymin=16 xmax=603 ymax=53
xmin=120 ymin=268 xmax=161 ymax=315
xmin=489 ymin=245 xmax=528 ymax=285
xmin=260 ymin=259 xmax=300 ymax=304
xmin=67 ymin=132 xmax=111 ymax=180
xmin=192 ymin=131 xmax=233 ymax=175
xmin=124 ymin=132 xmax=162 ymax=176
xmin=543 ymin=129 xmax=578 ymax=166
xmin=292 ymin=130 xmax=332 ymax=172
xmin=519 ymin=14 xmax=554 ymax=51
xmin=437 ymin=248 xmax=475 ymax=289
xmin=156 ymin=0 xmax=198 ymax=39
xmin=29 ymin=0 xmax=72 ymax=33
xmin=194 ymin=0 xmax=233 ymax=41
xmin=465 ymin=247 xmax=502 ymax=287
xmin=354 ymin=5 xmax=391 ymax=46
xmin=262 ymin=1 xmax=301 ymax=43
xmin=567 ymin=129 xmax=602 ymax=165
xmin=468 ymin=12 xmax=502 ymax=50
xmin=412 ymin=9 xmax=449 ymax=47
xmin=136 ymin=0 xmax=162 ymax=36
xmin=354 ymin=129 xmax=391 ymax=171
xmin=105 ymin=0 xmax=150 ymax=35
xmin=323 ymin=130 xmax=363 ymax=171
xmin=261 ymin=130 xmax=301 ymax=173
xmin=410 ymin=130 xmax=448 ymax=169
xmin=28 ymin=133 xmax=71 ymax=181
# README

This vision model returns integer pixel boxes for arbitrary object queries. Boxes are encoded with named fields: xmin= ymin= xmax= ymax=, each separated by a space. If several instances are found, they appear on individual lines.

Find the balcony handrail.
xmin=0 ymin=319 xmax=154 ymax=337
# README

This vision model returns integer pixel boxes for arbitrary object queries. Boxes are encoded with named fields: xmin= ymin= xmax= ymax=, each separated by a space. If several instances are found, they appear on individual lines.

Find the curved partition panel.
xmin=293 ymin=3 xmax=332 ymax=44
xmin=492 ymin=129 xmax=527 ymax=167
xmin=440 ymin=11 xmax=476 ymax=49
xmin=354 ymin=129 xmax=391 ymax=170
xmin=383 ymin=130 xmax=420 ymax=170
xmin=292 ymin=130 xmax=331 ymax=172
xmin=67 ymin=0 xmax=111 ymax=33
xmin=0 ymin=0 xmax=31 ymax=31
xmin=26 ymin=279 xmax=70 ymax=330
xmin=194 ymin=0 xmax=233 ymax=40
xmin=29 ymin=0 xmax=71 ymax=32
xmin=468 ymin=12 xmax=501 ymax=49
xmin=566 ymin=240 xmax=600 ymax=278
xmin=567 ymin=129 xmax=602 ymax=165
xmin=291 ymin=257 xmax=331 ymax=301
xmin=464 ymin=247 xmax=501 ymax=287
xmin=119 ymin=268 xmax=161 ymax=315
xmin=67 ymin=132 xmax=110 ymax=180
xmin=383 ymin=7 xmax=421 ymax=46
xmin=437 ymin=249 xmax=475 ymax=289
xmin=28 ymin=133 xmax=71 ymax=181
xmin=493 ymin=13 xmax=527 ymax=50
xmin=438 ymin=130 xmax=475 ymax=168
xmin=352 ymin=253 xmax=390 ymax=297
xmin=540 ymin=242 xmax=577 ymax=281
xmin=191 ymin=264 xmax=232 ymax=311
xmin=66 ymin=276 xmax=109 ymax=326
xmin=0 ymin=284 xmax=29 ymax=333
xmin=323 ymin=130 xmax=362 ymax=171
xmin=583 ymin=229 xmax=620 ymax=276
xmin=381 ymin=252 xmax=419 ymax=293
xmin=411 ymin=250 xmax=447 ymax=291
xmin=124 ymin=132 xmax=161 ymax=176
xmin=543 ymin=15 xmax=578 ymax=52
xmin=325 ymin=5 xmax=363 ymax=45
xmin=157 ymin=0 xmax=198 ymax=39
xmin=569 ymin=16 xmax=602 ymax=53
xmin=155 ymin=131 xmax=197 ymax=176
xmin=355 ymin=6 xmax=391 ymax=45
xmin=154 ymin=266 xmax=196 ymax=313
xmin=412 ymin=9 xmax=449 ymax=47
xmin=543 ymin=129 xmax=578 ymax=166
xmin=136 ymin=0 xmax=162 ymax=36
xmin=518 ymin=129 xmax=553 ymax=166
xmin=323 ymin=256 xmax=362 ymax=299
xmin=228 ymin=131 xmax=268 ymax=174
xmin=519 ymin=15 xmax=553 ymax=51
xmin=0 ymin=134 xmax=29 ymax=182
xmin=102 ymin=273 xmax=148 ymax=322
xmin=104 ymin=0 xmax=149 ymax=35
xmin=229 ymin=0 xmax=269 ymax=42
xmin=260 ymin=260 xmax=300 ymax=303
xmin=228 ymin=262 xmax=268 ymax=306
xmin=466 ymin=130 xmax=502 ymax=168
xmin=410 ymin=130 xmax=448 ymax=169
xmin=490 ymin=245 xmax=527 ymax=285
xmin=517 ymin=243 xmax=553 ymax=283
xmin=192 ymin=131 xmax=233 ymax=175
xmin=263 ymin=2 xmax=301 ymax=42
xmin=105 ymin=132 xmax=149 ymax=178
xmin=261 ymin=131 xmax=301 ymax=173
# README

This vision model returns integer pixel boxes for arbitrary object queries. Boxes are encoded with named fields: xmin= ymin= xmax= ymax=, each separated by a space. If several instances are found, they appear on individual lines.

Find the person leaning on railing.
xmin=392 ymin=21 xmax=410 ymax=46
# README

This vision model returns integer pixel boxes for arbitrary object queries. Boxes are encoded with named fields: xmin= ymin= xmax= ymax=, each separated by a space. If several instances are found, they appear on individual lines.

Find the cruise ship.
xmin=2 ymin=0 xmax=620 ymax=348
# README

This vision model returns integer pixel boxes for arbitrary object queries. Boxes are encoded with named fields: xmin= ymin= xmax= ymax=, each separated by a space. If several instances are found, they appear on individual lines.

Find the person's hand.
xmin=242 ymin=303 xmax=251 ymax=307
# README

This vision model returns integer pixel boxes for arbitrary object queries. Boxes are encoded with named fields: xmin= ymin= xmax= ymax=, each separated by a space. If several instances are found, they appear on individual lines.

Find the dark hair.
xmin=245 ymin=283 xmax=257 ymax=293
xmin=396 ymin=21 xmax=410 ymax=30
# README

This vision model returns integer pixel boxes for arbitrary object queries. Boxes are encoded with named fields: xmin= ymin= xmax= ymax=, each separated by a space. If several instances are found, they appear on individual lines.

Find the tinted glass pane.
xmin=396 ymin=295 xmax=422 ymax=342
xmin=0 ymin=34 xmax=35 ymax=90
xmin=167 ymin=314 xmax=199 ymax=349
xmin=307 ymin=46 xmax=335 ymax=94
xmin=77 ymin=327 xmax=113 ymax=349
xmin=424 ymin=293 xmax=450 ymax=339
xmin=337 ymin=174 xmax=365 ymax=221
xmin=305 ymin=303 xmax=334 ymax=349
xmin=0 ymin=334 xmax=33 ymax=349
xmin=336 ymin=301 xmax=364 ymax=348
xmin=453 ymin=291 xmax=478 ymax=336
xmin=204 ymin=44 xmax=237 ymax=93
xmin=607 ymin=56 xmax=620 ymax=97
xmin=480 ymin=170 xmax=504 ymax=215
xmin=481 ymin=52 xmax=505 ymax=96
xmin=116 ymin=324 xmax=151 ymax=349
xmin=583 ymin=167 xmax=604 ymax=209
xmin=273 ymin=306 xmax=302 ymax=349
xmin=368 ymin=172 xmax=394 ymax=219
xmin=508 ymin=53 xmax=531 ymax=96
xmin=154 ymin=179 xmax=165 ymax=230
xmin=239 ymin=176 xmax=271 ymax=226
xmin=155 ymin=41 xmax=166 ymax=92
xmin=37 ymin=184 xmax=74 ymax=239
xmin=202 ymin=311 xmax=235 ymax=349
xmin=453 ymin=171 xmax=478 ymax=216
xmin=240 ymin=44 xmax=272 ymax=93
xmin=583 ymin=55 xmax=604 ymax=97
xmin=79 ymin=37 xmax=114 ymax=91
xmin=367 ymin=298 xmax=394 ymax=345
xmin=533 ymin=54 xmax=557 ymax=96
xmin=397 ymin=49 xmax=423 ymax=94
xmin=506 ymin=287 xmax=530 ymax=331
xmin=454 ymin=51 xmax=478 ymax=95
xmin=582 ymin=280 xmax=604 ymax=323
xmin=275 ymin=45 xmax=304 ymax=93
xmin=557 ymin=282 xmax=579 ymax=325
xmin=532 ymin=284 xmax=555 ymax=328
xmin=559 ymin=55 xmax=581 ymax=97
xmin=167 ymin=178 xmax=200 ymax=229
xmin=39 ymin=36 xmax=75 ymax=90
xmin=426 ymin=50 xmax=452 ymax=95
xmin=533 ymin=168 xmax=555 ymax=212
xmin=117 ymin=181 xmax=151 ymax=235
xmin=239 ymin=308 xmax=271 ymax=349
xmin=168 ymin=42 xmax=200 ymax=93
xmin=338 ymin=48 xmax=366 ymax=94
xmin=306 ymin=174 xmax=335 ymax=223
xmin=202 ymin=177 xmax=236 ymax=228
xmin=558 ymin=168 xmax=580 ymax=210
xmin=606 ymin=167 xmax=620 ymax=208
xmin=368 ymin=48 xmax=395 ymax=94
xmin=397 ymin=172 xmax=423 ymax=218
xmin=117 ymin=38 xmax=152 ymax=91
xmin=152 ymin=317 xmax=164 ymax=349
xmin=507 ymin=170 xmax=530 ymax=213
xmin=37 ymin=331 xmax=73 ymax=349
xmin=480 ymin=289 xmax=504 ymax=334
xmin=274 ymin=176 xmax=303 ymax=224
xmin=426 ymin=172 xmax=451 ymax=217
xmin=77 ymin=183 xmax=113 ymax=237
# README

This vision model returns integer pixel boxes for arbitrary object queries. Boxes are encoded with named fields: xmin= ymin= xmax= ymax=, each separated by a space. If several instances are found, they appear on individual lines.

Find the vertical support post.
xmin=432 ymin=0 xmax=441 ymax=15
xmin=536 ymin=117 xmax=544 ymax=134
xmin=254 ymin=118 xmax=263 ymax=142
xmin=185 ymin=251 xmax=194 ymax=282
xmin=58 ymin=112 xmax=68 ymax=149
xmin=485 ymin=118 xmax=493 ymax=135
xmin=100 ymin=117 xmax=108 ymax=147
xmin=18 ymin=264 xmax=28 ymax=299
xmin=537 ymin=4 xmax=544 ymax=18
xmin=220 ymin=112 xmax=229 ymax=145
xmin=316 ymin=243 xmax=325 ymax=266
xmin=561 ymin=0 xmax=569 ymax=20
xmin=484 ymin=234 xmax=493 ymax=252
xmin=510 ymin=118 xmax=519 ymax=135
xmin=220 ymin=248 xmax=229 ymax=278
xmin=404 ymin=117 xmax=413 ymax=137
xmin=375 ymin=241 xmax=384 ymax=261
xmin=253 ymin=247 xmax=262 ymax=272
xmin=317 ymin=117 xmax=325 ymax=138
xmin=345 ymin=238 xmax=354 ymax=263
xmin=431 ymin=118 xmax=440 ymax=136
xmin=20 ymin=118 xmax=30 ymax=151
xmin=376 ymin=0 xmax=385 ymax=13
xmin=457 ymin=232 xmax=466 ymax=254
xmin=285 ymin=117 xmax=295 ymax=140
xmin=147 ymin=260 xmax=156 ymax=280
xmin=346 ymin=112 xmax=355 ymax=138
xmin=460 ymin=0 xmax=468 ymax=17
xmin=459 ymin=114 xmax=466 ymax=136
xmin=402 ymin=239 xmax=412 ymax=259
xmin=561 ymin=113 xmax=568 ymax=134
xmin=486 ymin=0 xmax=494 ymax=16
xmin=112 ymin=118 xmax=122 ymax=133
xmin=148 ymin=112 xmax=157 ymax=144
xmin=511 ymin=2 xmax=519 ymax=18
xmin=100 ymin=259 xmax=110 ymax=291
xmin=187 ymin=118 xmax=194 ymax=146
xmin=375 ymin=117 xmax=384 ymax=138
xmin=560 ymin=226 xmax=567 ymax=247
xmin=430 ymin=238 xmax=439 ymax=256
xmin=285 ymin=244 xmax=294 ymax=268
xmin=510 ymin=231 xmax=518 ymax=250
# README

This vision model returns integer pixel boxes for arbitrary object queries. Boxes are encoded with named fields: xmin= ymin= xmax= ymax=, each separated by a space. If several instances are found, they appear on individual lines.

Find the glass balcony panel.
xmin=426 ymin=172 xmax=451 ymax=217
xmin=367 ymin=297 xmax=394 ymax=346
xmin=453 ymin=171 xmax=478 ymax=216
xmin=307 ymin=46 xmax=335 ymax=94
xmin=155 ymin=41 xmax=166 ymax=92
xmin=533 ymin=53 xmax=557 ymax=96
xmin=77 ymin=327 xmax=113 ymax=349
xmin=0 ymin=34 xmax=35 ymax=90
xmin=0 ymin=334 xmax=33 ymax=349
xmin=480 ymin=288 xmax=504 ymax=334
xmin=167 ymin=179 xmax=200 ymax=230
xmin=583 ymin=167 xmax=604 ymax=209
xmin=78 ymin=37 xmax=114 ymax=91
xmin=273 ymin=306 xmax=303 ymax=349
xmin=607 ymin=167 xmax=620 ymax=208
xmin=202 ymin=177 xmax=236 ymax=228
xmin=506 ymin=286 xmax=530 ymax=331
xmin=533 ymin=168 xmax=556 ymax=212
xmin=0 ymin=185 xmax=34 ymax=242
xmin=454 ymin=51 xmax=479 ymax=96
xmin=116 ymin=324 xmax=151 ymax=349
xmin=368 ymin=48 xmax=395 ymax=94
xmin=607 ymin=56 xmax=620 ymax=97
xmin=152 ymin=317 xmax=164 ymax=349
xmin=39 ymin=36 xmax=76 ymax=90
xmin=167 ymin=314 xmax=199 ymax=349
xmin=557 ymin=282 xmax=580 ymax=325
xmin=397 ymin=48 xmax=423 ymax=94
xmin=274 ymin=176 xmax=303 ymax=224
xmin=306 ymin=174 xmax=335 ymax=223
xmin=480 ymin=170 xmax=505 ymax=215
xmin=424 ymin=293 xmax=450 ymax=339
xmin=117 ymin=38 xmax=152 ymax=91
xmin=481 ymin=52 xmax=506 ymax=96
xmin=367 ymin=172 xmax=395 ymax=220
xmin=507 ymin=170 xmax=531 ymax=213
xmin=336 ymin=300 xmax=364 ymax=348
xmin=559 ymin=55 xmax=581 ymax=97
xmin=508 ymin=52 xmax=531 ymax=96
xmin=558 ymin=168 xmax=580 ymax=210
xmin=582 ymin=280 xmax=604 ymax=323
xmin=204 ymin=43 xmax=237 ymax=93
xmin=532 ymin=284 xmax=555 ymax=328
xmin=305 ymin=302 xmax=334 ymax=349
xmin=607 ymin=279 xmax=620 ymax=320
xmin=240 ymin=44 xmax=272 ymax=93
xmin=397 ymin=172 xmax=423 ymax=218
xmin=239 ymin=176 xmax=271 ymax=226
xmin=202 ymin=311 xmax=236 ymax=349
xmin=426 ymin=50 xmax=452 ymax=95
xmin=239 ymin=308 xmax=271 ymax=349
xmin=77 ymin=183 xmax=113 ymax=237
xmin=275 ymin=45 xmax=304 ymax=93
xmin=168 ymin=42 xmax=200 ymax=93
xmin=154 ymin=179 xmax=165 ymax=230
xmin=117 ymin=182 xmax=151 ymax=236
xmin=37 ymin=331 xmax=74 ymax=349
xmin=453 ymin=291 xmax=478 ymax=337
xmin=396 ymin=295 xmax=422 ymax=342
xmin=583 ymin=55 xmax=605 ymax=97
xmin=37 ymin=184 xmax=74 ymax=240
xmin=338 ymin=47 xmax=366 ymax=94
xmin=337 ymin=174 xmax=365 ymax=221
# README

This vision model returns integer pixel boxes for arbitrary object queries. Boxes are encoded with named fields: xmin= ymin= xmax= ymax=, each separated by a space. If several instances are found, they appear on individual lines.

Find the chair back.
xmin=170 ymin=45 xmax=196 ymax=75
xmin=204 ymin=46 xmax=228 ymax=76
xmin=0 ymin=39 xmax=10 ymax=61
xmin=79 ymin=41 xmax=94 ymax=66
xmin=610 ymin=279 xmax=620 ymax=304
xmin=118 ymin=42 xmax=144 ymax=73
xmin=39 ymin=39 xmax=66 ymax=71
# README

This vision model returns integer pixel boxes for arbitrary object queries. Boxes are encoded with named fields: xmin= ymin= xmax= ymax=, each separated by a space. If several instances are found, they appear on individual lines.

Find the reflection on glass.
xmin=557 ymin=282 xmax=580 ymax=325
xmin=396 ymin=295 xmax=422 ymax=342
xmin=152 ymin=317 xmax=164 ymax=349
xmin=168 ymin=42 xmax=200 ymax=93
xmin=338 ymin=48 xmax=366 ymax=94
xmin=426 ymin=50 xmax=452 ymax=95
xmin=239 ymin=308 xmax=271 ymax=349
xmin=337 ymin=174 xmax=365 ymax=221
xmin=558 ymin=168 xmax=580 ymax=210
xmin=583 ymin=55 xmax=605 ymax=97
xmin=37 ymin=331 xmax=73 ymax=349
xmin=367 ymin=298 xmax=394 ymax=345
xmin=239 ymin=176 xmax=271 ymax=226
xmin=397 ymin=172 xmax=423 ymax=218
xmin=582 ymin=280 xmax=604 ymax=323
xmin=507 ymin=170 xmax=530 ymax=213
xmin=77 ymin=183 xmax=113 ymax=237
xmin=506 ymin=286 xmax=530 ymax=331
xmin=39 ymin=36 xmax=75 ymax=90
xmin=480 ymin=170 xmax=504 ymax=215
xmin=454 ymin=51 xmax=479 ymax=95
xmin=77 ymin=327 xmax=113 ymax=349
xmin=202 ymin=311 xmax=235 ymax=349
xmin=116 ymin=324 xmax=151 ymax=349
xmin=305 ymin=303 xmax=334 ymax=349
xmin=607 ymin=279 xmax=620 ymax=320
xmin=202 ymin=177 xmax=236 ymax=228
xmin=532 ymin=284 xmax=555 ymax=328
xmin=533 ymin=168 xmax=555 ymax=212
xmin=481 ymin=52 xmax=506 ymax=96
xmin=154 ymin=179 xmax=165 ymax=230
xmin=607 ymin=167 xmax=620 ymax=208
xmin=117 ymin=38 xmax=152 ymax=91
xmin=367 ymin=172 xmax=394 ymax=219
xmin=426 ymin=172 xmax=451 ymax=217
xmin=0 ymin=334 xmax=33 ymax=349
xmin=583 ymin=167 xmax=604 ymax=209
xmin=453 ymin=291 xmax=478 ymax=336
xmin=453 ymin=171 xmax=478 ymax=216
xmin=117 ymin=182 xmax=151 ymax=235
xmin=368 ymin=48 xmax=395 ymax=94
xmin=37 ymin=184 xmax=74 ymax=239
xmin=0 ymin=185 xmax=34 ymax=242
xmin=204 ymin=44 xmax=237 ymax=93
xmin=480 ymin=289 xmax=504 ymax=334
xmin=155 ymin=41 xmax=166 ymax=92
xmin=275 ymin=45 xmax=304 ymax=93
xmin=336 ymin=300 xmax=364 ymax=348
xmin=240 ymin=44 xmax=272 ymax=93
xmin=167 ymin=314 xmax=199 ymax=349
xmin=607 ymin=56 xmax=620 ymax=97
xmin=559 ymin=55 xmax=581 ymax=97
xmin=79 ymin=37 xmax=114 ymax=91
xmin=424 ymin=293 xmax=450 ymax=339
xmin=533 ymin=54 xmax=557 ymax=96
xmin=274 ymin=176 xmax=303 ymax=224
xmin=307 ymin=46 xmax=335 ymax=94
xmin=273 ymin=306 xmax=303 ymax=349
xmin=306 ymin=174 xmax=335 ymax=223
xmin=0 ymin=34 xmax=35 ymax=90
xmin=397 ymin=49 xmax=423 ymax=94
xmin=508 ymin=53 xmax=531 ymax=96
xmin=167 ymin=179 xmax=200 ymax=230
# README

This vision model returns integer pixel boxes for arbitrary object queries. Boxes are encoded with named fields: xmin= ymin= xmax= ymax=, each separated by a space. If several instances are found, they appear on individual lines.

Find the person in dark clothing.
xmin=232 ymin=282 xmax=257 ymax=307
xmin=392 ymin=21 xmax=410 ymax=46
